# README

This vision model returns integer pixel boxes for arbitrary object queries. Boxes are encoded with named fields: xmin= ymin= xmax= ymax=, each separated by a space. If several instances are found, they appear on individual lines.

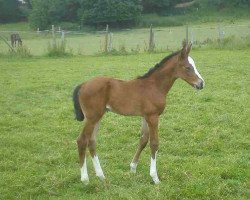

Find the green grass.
xmin=0 ymin=22 xmax=30 ymax=31
xmin=0 ymin=20 xmax=249 ymax=56
xmin=0 ymin=49 xmax=249 ymax=199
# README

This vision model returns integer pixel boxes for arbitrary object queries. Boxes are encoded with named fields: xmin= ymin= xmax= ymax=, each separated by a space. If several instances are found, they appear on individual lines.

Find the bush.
xmin=57 ymin=22 xmax=80 ymax=31
xmin=46 ymin=41 xmax=72 ymax=57
xmin=29 ymin=0 xmax=80 ymax=30
xmin=0 ymin=0 xmax=22 ymax=23
xmin=195 ymin=36 xmax=250 ymax=50
xmin=5 ymin=45 xmax=32 ymax=58
xmin=79 ymin=0 xmax=142 ymax=27
xmin=138 ymin=14 xmax=184 ymax=27
xmin=29 ymin=0 xmax=51 ymax=30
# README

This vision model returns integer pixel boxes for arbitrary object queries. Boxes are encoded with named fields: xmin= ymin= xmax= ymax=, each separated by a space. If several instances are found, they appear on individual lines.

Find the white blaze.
xmin=188 ymin=56 xmax=204 ymax=84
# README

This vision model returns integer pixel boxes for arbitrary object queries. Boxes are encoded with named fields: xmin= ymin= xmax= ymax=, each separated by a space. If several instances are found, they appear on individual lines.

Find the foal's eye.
xmin=185 ymin=66 xmax=192 ymax=71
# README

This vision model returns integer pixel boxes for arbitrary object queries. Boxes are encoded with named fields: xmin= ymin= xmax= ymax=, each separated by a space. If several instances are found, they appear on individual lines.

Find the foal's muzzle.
xmin=194 ymin=79 xmax=204 ymax=90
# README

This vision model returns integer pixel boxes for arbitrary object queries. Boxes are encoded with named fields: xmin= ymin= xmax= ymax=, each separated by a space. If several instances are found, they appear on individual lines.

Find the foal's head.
xmin=174 ymin=43 xmax=204 ymax=90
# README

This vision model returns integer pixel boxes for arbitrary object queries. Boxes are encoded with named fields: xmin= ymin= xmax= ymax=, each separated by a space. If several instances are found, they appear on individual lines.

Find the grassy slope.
xmin=0 ymin=49 xmax=249 ymax=199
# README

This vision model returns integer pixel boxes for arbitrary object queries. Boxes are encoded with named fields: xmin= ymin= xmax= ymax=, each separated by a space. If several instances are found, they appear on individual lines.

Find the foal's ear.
xmin=187 ymin=42 xmax=192 ymax=54
xmin=180 ymin=42 xmax=192 ymax=59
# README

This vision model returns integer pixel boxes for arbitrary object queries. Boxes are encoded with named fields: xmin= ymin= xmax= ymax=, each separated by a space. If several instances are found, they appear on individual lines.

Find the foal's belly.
xmin=106 ymin=97 xmax=142 ymax=116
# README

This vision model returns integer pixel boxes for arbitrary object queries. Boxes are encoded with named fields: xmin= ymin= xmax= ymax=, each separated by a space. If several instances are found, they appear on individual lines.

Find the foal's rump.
xmin=73 ymin=77 xmax=113 ymax=121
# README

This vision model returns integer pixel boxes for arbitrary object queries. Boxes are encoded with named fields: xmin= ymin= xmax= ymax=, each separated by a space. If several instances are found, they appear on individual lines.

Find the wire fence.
xmin=0 ymin=23 xmax=249 ymax=56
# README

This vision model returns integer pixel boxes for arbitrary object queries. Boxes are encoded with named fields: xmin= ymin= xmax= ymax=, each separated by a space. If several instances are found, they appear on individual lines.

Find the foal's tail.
xmin=73 ymin=84 xmax=84 ymax=121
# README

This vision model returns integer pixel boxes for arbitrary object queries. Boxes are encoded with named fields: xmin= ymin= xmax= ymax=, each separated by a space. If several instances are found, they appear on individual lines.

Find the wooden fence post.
xmin=190 ymin=29 xmax=194 ymax=44
xmin=51 ymin=25 xmax=56 ymax=48
xmin=186 ymin=24 xmax=189 ymax=43
xmin=217 ymin=23 xmax=225 ymax=42
xmin=61 ymin=30 xmax=65 ymax=46
xmin=104 ymin=24 xmax=109 ymax=52
xmin=148 ymin=24 xmax=155 ymax=52
xmin=108 ymin=32 xmax=113 ymax=52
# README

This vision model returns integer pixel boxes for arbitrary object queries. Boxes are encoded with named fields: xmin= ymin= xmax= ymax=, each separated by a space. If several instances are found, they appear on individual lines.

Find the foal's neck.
xmin=148 ymin=56 xmax=178 ymax=95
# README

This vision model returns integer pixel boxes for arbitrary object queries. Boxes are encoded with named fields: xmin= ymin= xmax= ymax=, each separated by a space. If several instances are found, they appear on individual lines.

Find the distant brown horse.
xmin=10 ymin=33 xmax=22 ymax=47
xmin=73 ymin=43 xmax=204 ymax=184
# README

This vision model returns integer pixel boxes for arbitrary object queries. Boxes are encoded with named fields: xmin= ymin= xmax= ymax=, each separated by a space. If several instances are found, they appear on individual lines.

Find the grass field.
xmin=0 ymin=20 xmax=249 ymax=56
xmin=0 ymin=49 xmax=249 ymax=199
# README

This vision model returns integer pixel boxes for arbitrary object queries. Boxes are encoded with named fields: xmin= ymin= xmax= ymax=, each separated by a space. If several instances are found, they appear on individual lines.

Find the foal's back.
xmin=79 ymin=76 xmax=165 ymax=117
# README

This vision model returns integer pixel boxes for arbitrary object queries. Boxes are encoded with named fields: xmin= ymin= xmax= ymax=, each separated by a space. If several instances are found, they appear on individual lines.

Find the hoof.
xmin=153 ymin=179 xmax=160 ymax=184
xmin=130 ymin=162 xmax=137 ymax=173
xmin=97 ymin=175 xmax=106 ymax=181
xmin=150 ymin=172 xmax=160 ymax=184
xmin=130 ymin=168 xmax=136 ymax=173
xmin=81 ymin=177 xmax=89 ymax=185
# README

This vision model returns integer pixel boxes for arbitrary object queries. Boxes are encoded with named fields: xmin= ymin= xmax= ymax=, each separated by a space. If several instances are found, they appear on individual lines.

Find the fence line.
xmin=0 ymin=23 xmax=249 ymax=35
xmin=0 ymin=23 xmax=249 ymax=55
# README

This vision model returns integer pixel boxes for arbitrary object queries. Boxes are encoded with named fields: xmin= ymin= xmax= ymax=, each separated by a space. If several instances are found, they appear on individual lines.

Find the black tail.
xmin=73 ymin=84 xmax=84 ymax=121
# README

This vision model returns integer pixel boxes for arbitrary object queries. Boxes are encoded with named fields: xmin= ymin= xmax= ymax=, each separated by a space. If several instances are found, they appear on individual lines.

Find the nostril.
xmin=200 ymin=81 xmax=204 ymax=89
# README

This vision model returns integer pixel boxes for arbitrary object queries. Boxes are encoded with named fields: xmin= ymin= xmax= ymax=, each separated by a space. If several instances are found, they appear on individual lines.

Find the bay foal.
xmin=73 ymin=43 xmax=204 ymax=184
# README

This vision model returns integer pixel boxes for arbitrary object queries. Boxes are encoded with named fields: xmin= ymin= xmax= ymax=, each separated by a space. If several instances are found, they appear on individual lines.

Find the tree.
xmin=79 ymin=0 xmax=142 ymax=27
xmin=0 ymin=0 xmax=22 ymax=23
xmin=29 ymin=0 xmax=82 ymax=29
xmin=29 ymin=0 xmax=51 ymax=29
xmin=23 ymin=0 xmax=32 ymax=9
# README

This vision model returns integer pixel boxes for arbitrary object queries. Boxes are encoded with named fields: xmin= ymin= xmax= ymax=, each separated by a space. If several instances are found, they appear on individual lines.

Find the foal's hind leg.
xmin=130 ymin=118 xmax=149 ymax=173
xmin=88 ymin=121 xmax=105 ymax=180
xmin=77 ymin=119 xmax=96 ymax=183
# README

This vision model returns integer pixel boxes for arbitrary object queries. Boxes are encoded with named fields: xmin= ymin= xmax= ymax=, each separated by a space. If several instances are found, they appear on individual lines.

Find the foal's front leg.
xmin=146 ymin=115 xmax=160 ymax=184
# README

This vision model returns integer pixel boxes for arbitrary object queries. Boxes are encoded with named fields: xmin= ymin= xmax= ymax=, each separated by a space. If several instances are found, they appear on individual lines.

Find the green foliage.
xmin=57 ymin=22 xmax=80 ymax=31
xmin=197 ymin=0 xmax=250 ymax=9
xmin=138 ymin=13 xmax=184 ymax=27
xmin=29 ymin=0 xmax=80 ymax=30
xmin=0 ymin=0 xmax=22 ymax=23
xmin=142 ymin=0 xmax=177 ymax=13
xmin=29 ymin=0 xmax=142 ymax=29
xmin=29 ymin=0 xmax=50 ymax=30
xmin=195 ymin=36 xmax=250 ymax=50
xmin=79 ymin=0 xmax=142 ymax=27
xmin=1 ymin=45 xmax=32 ymax=58
xmin=27 ymin=0 xmax=250 ymax=29
xmin=46 ymin=41 xmax=72 ymax=57
xmin=142 ymin=0 xmax=250 ymax=15
xmin=14 ymin=45 xmax=32 ymax=57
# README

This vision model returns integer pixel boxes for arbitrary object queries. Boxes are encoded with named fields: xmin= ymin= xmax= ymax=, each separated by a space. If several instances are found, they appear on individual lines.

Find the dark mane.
xmin=138 ymin=50 xmax=180 ymax=79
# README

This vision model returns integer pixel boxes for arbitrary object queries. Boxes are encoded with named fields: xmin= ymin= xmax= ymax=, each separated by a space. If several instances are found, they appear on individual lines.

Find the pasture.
xmin=0 ymin=49 xmax=249 ymax=199
xmin=0 ymin=21 xmax=249 ymax=56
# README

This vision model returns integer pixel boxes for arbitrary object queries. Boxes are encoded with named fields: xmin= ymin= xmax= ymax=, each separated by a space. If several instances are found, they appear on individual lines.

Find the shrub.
xmin=46 ymin=42 xmax=72 ymax=57
xmin=79 ymin=0 xmax=142 ymax=27
xmin=195 ymin=36 xmax=250 ymax=50
xmin=29 ymin=0 xmax=80 ymax=30
xmin=3 ymin=45 xmax=32 ymax=58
